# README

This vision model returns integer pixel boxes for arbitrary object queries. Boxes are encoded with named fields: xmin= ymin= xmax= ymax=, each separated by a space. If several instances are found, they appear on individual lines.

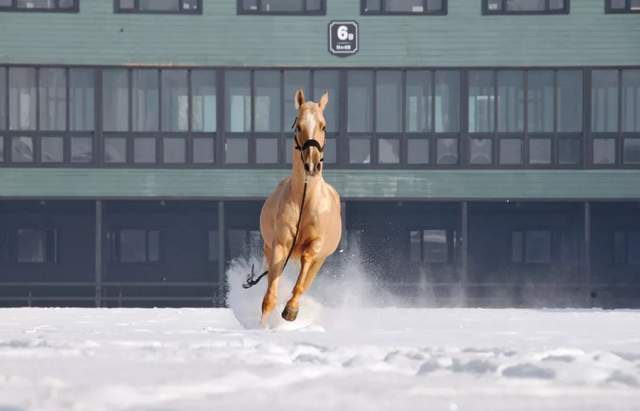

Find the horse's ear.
xmin=318 ymin=91 xmax=329 ymax=111
xmin=295 ymin=88 xmax=305 ymax=110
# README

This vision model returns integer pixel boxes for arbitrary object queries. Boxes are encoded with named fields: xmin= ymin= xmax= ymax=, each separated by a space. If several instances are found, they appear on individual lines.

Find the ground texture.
xmin=1 ymin=307 xmax=640 ymax=411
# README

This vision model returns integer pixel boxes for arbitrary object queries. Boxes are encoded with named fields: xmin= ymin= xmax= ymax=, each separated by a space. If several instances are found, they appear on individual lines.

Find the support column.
xmin=95 ymin=200 xmax=103 ymax=307
xmin=460 ymin=201 xmax=469 ymax=288
xmin=217 ymin=201 xmax=226 ymax=304
xmin=340 ymin=201 xmax=347 ymax=252
xmin=584 ymin=201 xmax=592 ymax=303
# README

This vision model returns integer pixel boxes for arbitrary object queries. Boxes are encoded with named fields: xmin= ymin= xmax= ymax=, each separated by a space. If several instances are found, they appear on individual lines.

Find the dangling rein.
xmin=242 ymin=118 xmax=323 ymax=289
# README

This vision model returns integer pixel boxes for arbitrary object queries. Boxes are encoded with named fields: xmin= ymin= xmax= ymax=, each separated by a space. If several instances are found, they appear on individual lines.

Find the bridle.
xmin=292 ymin=117 xmax=324 ymax=164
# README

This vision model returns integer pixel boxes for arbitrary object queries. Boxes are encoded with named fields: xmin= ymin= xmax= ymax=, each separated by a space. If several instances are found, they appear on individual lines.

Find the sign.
xmin=328 ymin=21 xmax=359 ymax=57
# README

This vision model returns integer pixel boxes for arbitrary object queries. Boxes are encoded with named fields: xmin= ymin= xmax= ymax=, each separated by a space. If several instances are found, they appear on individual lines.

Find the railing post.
xmin=584 ymin=201 xmax=592 ymax=305
xmin=95 ymin=200 xmax=103 ymax=307
xmin=460 ymin=201 xmax=469 ymax=290
xmin=217 ymin=200 xmax=225 ymax=306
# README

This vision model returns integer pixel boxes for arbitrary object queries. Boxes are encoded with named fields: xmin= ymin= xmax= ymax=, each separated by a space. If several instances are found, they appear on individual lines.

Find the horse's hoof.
xmin=281 ymin=305 xmax=299 ymax=322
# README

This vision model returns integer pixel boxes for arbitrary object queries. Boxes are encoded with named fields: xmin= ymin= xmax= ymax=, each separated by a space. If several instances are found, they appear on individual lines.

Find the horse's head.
xmin=294 ymin=88 xmax=328 ymax=178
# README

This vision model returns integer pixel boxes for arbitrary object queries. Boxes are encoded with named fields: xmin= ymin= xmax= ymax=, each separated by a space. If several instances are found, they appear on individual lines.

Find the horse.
xmin=258 ymin=89 xmax=342 ymax=326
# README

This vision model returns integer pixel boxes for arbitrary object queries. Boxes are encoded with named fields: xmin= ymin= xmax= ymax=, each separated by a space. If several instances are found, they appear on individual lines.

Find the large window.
xmin=483 ymin=0 xmax=569 ymax=14
xmin=511 ymin=230 xmax=552 ymax=264
xmin=107 ymin=229 xmax=160 ymax=263
xmin=115 ymin=0 xmax=201 ymax=14
xmin=0 ymin=0 xmax=78 ymax=12
xmin=362 ymin=0 xmax=446 ymax=15
xmin=238 ymin=0 xmax=325 ymax=15
xmin=606 ymin=0 xmax=640 ymax=13
xmin=409 ymin=229 xmax=450 ymax=263
xmin=16 ymin=228 xmax=57 ymax=264
xmin=613 ymin=231 xmax=640 ymax=265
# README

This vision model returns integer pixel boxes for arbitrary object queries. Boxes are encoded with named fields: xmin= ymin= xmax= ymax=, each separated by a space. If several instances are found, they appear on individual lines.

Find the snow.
xmin=1 ymin=257 xmax=639 ymax=410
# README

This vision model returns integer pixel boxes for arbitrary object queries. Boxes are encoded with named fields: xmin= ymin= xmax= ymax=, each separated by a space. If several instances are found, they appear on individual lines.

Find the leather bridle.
xmin=292 ymin=117 xmax=324 ymax=164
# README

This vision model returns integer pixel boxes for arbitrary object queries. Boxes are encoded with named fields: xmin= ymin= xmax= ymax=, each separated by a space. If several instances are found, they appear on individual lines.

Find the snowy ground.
xmin=1 ymin=307 xmax=640 ymax=411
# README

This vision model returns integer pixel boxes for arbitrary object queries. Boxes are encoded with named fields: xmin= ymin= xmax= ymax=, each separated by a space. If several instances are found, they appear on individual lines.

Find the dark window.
xmin=409 ymin=229 xmax=449 ymax=263
xmin=376 ymin=70 xmax=402 ymax=133
xmin=39 ymin=68 xmax=66 ymax=131
xmin=512 ymin=230 xmax=552 ymax=264
xmin=613 ymin=231 xmax=640 ymax=264
xmin=0 ymin=136 xmax=4 ymax=162
xmin=132 ymin=69 xmax=159 ymax=132
xmin=0 ymin=0 xmax=78 ymax=11
xmin=238 ymin=0 xmax=325 ymax=14
xmin=606 ymin=0 xmax=640 ymax=13
xmin=484 ymin=0 xmax=568 ymax=14
xmin=347 ymin=71 xmax=374 ymax=132
xmin=69 ymin=69 xmax=95 ymax=131
xmin=107 ymin=229 xmax=160 ymax=263
xmin=191 ymin=69 xmax=217 ymax=132
xmin=593 ymin=138 xmax=616 ymax=164
xmin=41 ymin=136 xmax=64 ymax=163
xmin=16 ymin=228 xmax=57 ymax=263
xmin=557 ymin=70 xmax=582 ymax=132
xmin=527 ymin=70 xmax=554 ymax=133
xmin=622 ymin=70 xmax=640 ymax=132
xmin=115 ymin=0 xmax=202 ymax=14
xmin=254 ymin=70 xmax=281 ymax=132
xmin=0 ymin=68 xmax=6 ymax=130
xmin=437 ymin=138 xmax=457 ymax=164
xmin=102 ymin=69 xmax=129 ymax=132
xmin=435 ymin=71 xmax=460 ymax=133
xmin=9 ymin=67 xmax=36 ymax=130
xmin=469 ymin=138 xmax=492 ymax=164
xmin=70 ymin=136 xmax=93 ymax=163
xmin=362 ymin=0 xmax=446 ymax=14
xmin=284 ymin=70 xmax=311 ymax=131
xmin=161 ymin=70 xmax=188 ymax=132
xmin=406 ymin=70 xmax=432 ymax=133
xmin=11 ymin=136 xmax=34 ymax=162
xmin=313 ymin=70 xmax=340 ymax=132
xmin=105 ymin=137 xmax=127 ymax=164
xmin=497 ymin=70 xmax=524 ymax=132
xmin=468 ymin=70 xmax=495 ymax=133
xmin=162 ymin=137 xmax=186 ymax=164
xmin=225 ymin=71 xmax=251 ymax=133
xmin=592 ymin=70 xmax=619 ymax=133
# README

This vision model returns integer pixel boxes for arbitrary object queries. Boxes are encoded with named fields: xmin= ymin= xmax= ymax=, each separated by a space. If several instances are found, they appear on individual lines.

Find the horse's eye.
xmin=321 ymin=125 xmax=326 ymax=132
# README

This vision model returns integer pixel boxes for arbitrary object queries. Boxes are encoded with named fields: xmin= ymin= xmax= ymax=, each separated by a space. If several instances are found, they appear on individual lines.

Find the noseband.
xmin=291 ymin=117 xmax=324 ymax=163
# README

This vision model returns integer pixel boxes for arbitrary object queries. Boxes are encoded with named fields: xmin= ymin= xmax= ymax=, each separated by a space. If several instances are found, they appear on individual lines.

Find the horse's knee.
xmin=262 ymin=292 xmax=277 ymax=314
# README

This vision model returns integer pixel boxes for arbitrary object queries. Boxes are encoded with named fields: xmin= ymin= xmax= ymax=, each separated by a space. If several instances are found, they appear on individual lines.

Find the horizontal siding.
xmin=1 ymin=169 xmax=639 ymax=200
xmin=0 ymin=0 xmax=638 ymax=67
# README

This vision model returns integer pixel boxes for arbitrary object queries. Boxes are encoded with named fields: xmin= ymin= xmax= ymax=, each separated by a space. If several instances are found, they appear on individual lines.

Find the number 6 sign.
xmin=328 ymin=21 xmax=359 ymax=57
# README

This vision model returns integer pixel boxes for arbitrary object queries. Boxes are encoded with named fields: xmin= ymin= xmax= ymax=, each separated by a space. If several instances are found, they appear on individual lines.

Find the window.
xmin=0 ymin=0 xmax=78 ymax=12
xmin=70 ymin=69 xmax=95 ymax=131
xmin=115 ymin=0 xmax=201 ymax=14
xmin=592 ymin=70 xmax=619 ymax=133
xmin=238 ymin=0 xmax=325 ymax=14
xmin=613 ymin=231 xmax=640 ymax=264
xmin=468 ymin=70 xmax=495 ymax=133
xmin=9 ymin=67 xmax=36 ymax=130
xmin=362 ymin=0 xmax=446 ymax=14
xmin=107 ymin=229 xmax=160 ymax=263
xmin=409 ymin=229 xmax=449 ymax=263
xmin=16 ymin=228 xmax=57 ymax=263
xmin=102 ymin=69 xmax=129 ymax=132
xmin=0 ymin=67 xmax=6 ymax=130
xmin=606 ymin=0 xmax=640 ymax=13
xmin=512 ymin=230 xmax=552 ymax=264
xmin=161 ymin=70 xmax=188 ymax=132
xmin=39 ymin=68 xmax=66 ymax=131
xmin=483 ymin=0 xmax=568 ymax=14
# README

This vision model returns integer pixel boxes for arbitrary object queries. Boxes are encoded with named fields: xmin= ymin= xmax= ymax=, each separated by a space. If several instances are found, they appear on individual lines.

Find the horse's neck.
xmin=289 ymin=158 xmax=322 ymax=198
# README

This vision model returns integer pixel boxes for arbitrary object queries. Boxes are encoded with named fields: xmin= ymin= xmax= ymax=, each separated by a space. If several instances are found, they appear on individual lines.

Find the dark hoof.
xmin=281 ymin=305 xmax=299 ymax=322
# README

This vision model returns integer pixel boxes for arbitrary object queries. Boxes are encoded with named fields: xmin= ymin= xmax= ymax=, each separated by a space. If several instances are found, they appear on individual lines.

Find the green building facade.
xmin=0 ymin=0 xmax=639 ymax=307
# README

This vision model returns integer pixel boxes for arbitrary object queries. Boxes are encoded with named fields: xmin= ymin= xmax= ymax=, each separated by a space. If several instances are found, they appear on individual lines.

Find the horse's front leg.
xmin=261 ymin=243 xmax=286 ymax=327
xmin=282 ymin=247 xmax=325 ymax=322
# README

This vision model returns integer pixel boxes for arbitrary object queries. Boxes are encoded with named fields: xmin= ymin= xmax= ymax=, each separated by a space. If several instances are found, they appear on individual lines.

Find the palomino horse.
xmin=258 ymin=89 xmax=342 ymax=326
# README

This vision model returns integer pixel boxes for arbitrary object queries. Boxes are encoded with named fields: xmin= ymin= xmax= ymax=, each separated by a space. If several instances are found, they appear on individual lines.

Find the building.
xmin=0 ymin=0 xmax=639 ymax=308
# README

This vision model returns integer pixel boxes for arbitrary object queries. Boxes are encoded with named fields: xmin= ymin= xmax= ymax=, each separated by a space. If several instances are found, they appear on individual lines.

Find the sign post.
xmin=328 ymin=21 xmax=359 ymax=57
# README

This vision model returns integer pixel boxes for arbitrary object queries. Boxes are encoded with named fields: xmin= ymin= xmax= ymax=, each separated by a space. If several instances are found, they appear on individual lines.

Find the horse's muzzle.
xmin=304 ymin=162 xmax=322 ymax=176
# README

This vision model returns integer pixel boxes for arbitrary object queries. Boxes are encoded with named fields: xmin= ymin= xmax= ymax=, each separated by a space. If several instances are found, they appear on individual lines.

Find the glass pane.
xmin=285 ymin=139 xmax=293 ymax=164
xmin=632 ymin=0 xmax=640 ymax=11
xmin=225 ymin=138 xmax=249 ymax=163
xmin=347 ymin=71 xmax=374 ymax=132
xmin=139 ymin=0 xmax=179 ymax=11
xmin=41 ymin=137 xmax=63 ymax=163
xmin=623 ymin=138 xmax=640 ymax=164
xmin=284 ymin=70 xmax=310 ymax=131
xmin=132 ymin=69 xmax=159 ymax=131
xmin=69 ymin=69 xmax=95 ymax=131
xmin=17 ymin=0 xmax=57 ymax=9
xmin=512 ymin=231 xmax=523 ymax=262
xmin=379 ymin=138 xmax=400 ymax=164
xmin=407 ymin=139 xmax=429 ymax=164
xmin=614 ymin=231 xmax=626 ymax=263
xmin=487 ymin=0 xmax=501 ymax=10
xmin=468 ymin=71 xmax=495 ymax=133
xmin=622 ymin=70 xmax=640 ymax=132
xmin=385 ymin=0 xmax=423 ymax=13
xmin=163 ymin=137 xmax=186 ymax=163
xmin=424 ymin=230 xmax=447 ymax=263
xmin=525 ymin=230 xmax=551 ymax=263
xmin=183 ymin=0 xmax=199 ymax=10
xmin=364 ymin=0 xmax=381 ymax=12
xmin=558 ymin=138 xmax=580 ymax=165
xmin=376 ymin=71 xmax=402 ymax=132
xmin=549 ymin=0 xmax=564 ymax=9
xmin=593 ymin=138 xmax=616 ymax=164
xmin=0 ymin=137 xmax=4 ymax=162
xmin=225 ymin=71 xmax=251 ymax=132
xmin=119 ymin=0 xmax=135 ymax=9
xmin=255 ymin=70 xmax=281 ymax=132
xmin=120 ymin=230 xmax=146 ymax=263
xmin=104 ymin=137 xmax=126 ymax=163
xmin=469 ymin=138 xmax=492 ymax=165
xmin=529 ymin=139 xmax=551 ymax=165
xmin=426 ymin=0 xmax=443 ymax=11
xmin=263 ymin=0 xmax=304 ymax=12
xmin=191 ymin=69 xmax=216 ymax=132
xmin=437 ymin=138 xmax=458 ymax=165
xmin=59 ymin=0 xmax=75 ymax=6
xmin=193 ymin=138 xmax=214 ymax=163
xmin=306 ymin=0 xmax=321 ymax=11
xmin=527 ymin=70 xmax=554 ymax=133
xmin=9 ymin=68 xmax=36 ymax=131
xmin=39 ymin=68 xmax=66 ymax=131
xmin=592 ymin=70 xmax=619 ymax=133
xmin=103 ymin=69 xmax=129 ymax=132
xmin=505 ymin=0 xmax=547 ymax=11
xmin=497 ymin=70 xmax=524 ymax=132
xmin=499 ymin=139 xmax=522 ymax=165
xmin=148 ymin=231 xmax=160 ymax=262
xmin=12 ymin=136 xmax=33 ymax=162
xmin=242 ymin=0 xmax=258 ymax=11
xmin=17 ymin=229 xmax=46 ymax=263
xmin=406 ymin=71 xmax=432 ymax=133
xmin=349 ymin=138 xmax=371 ymax=164
xmin=133 ymin=137 xmax=156 ymax=163
xmin=314 ymin=70 xmax=340 ymax=132
xmin=161 ymin=70 xmax=188 ymax=132
xmin=0 ymin=0 xmax=12 ymax=5
xmin=557 ymin=70 xmax=583 ymax=132
xmin=0 ymin=68 xmax=6 ymax=129
xmin=71 ymin=136 xmax=92 ymax=163
xmin=324 ymin=138 xmax=336 ymax=164
xmin=409 ymin=230 xmax=421 ymax=261
xmin=256 ymin=138 xmax=278 ymax=163
xmin=435 ymin=71 xmax=460 ymax=133
xmin=208 ymin=230 xmax=219 ymax=262
xmin=629 ymin=232 xmax=640 ymax=265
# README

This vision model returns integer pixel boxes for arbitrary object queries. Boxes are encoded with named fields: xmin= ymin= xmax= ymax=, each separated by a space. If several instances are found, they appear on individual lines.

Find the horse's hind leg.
xmin=261 ymin=243 xmax=286 ymax=327
xmin=282 ymin=255 xmax=325 ymax=322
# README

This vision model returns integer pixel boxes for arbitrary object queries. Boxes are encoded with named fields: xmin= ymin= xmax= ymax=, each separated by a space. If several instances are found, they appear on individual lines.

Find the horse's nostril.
xmin=315 ymin=163 xmax=321 ymax=172
xmin=304 ymin=164 xmax=310 ymax=172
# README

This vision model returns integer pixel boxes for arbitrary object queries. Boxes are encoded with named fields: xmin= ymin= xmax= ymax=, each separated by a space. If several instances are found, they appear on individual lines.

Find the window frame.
xmin=361 ymin=0 xmax=447 ymax=15
xmin=482 ymin=0 xmax=570 ymax=15
xmin=0 ymin=0 xmax=79 ymax=12
xmin=106 ymin=228 xmax=161 ymax=264
xmin=408 ymin=228 xmax=453 ymax=264
xmin=237 ymin=0 xmax=326 ymax=15
xmin=605 ymin=0 xmax=640 ymax=13
xmin=114 ymin=0 xmax=202 ymax=15
xmin=14 ymin=227 xmax=58 ymax=264
xmin=511 ymin=229 xmax=553 ymax=265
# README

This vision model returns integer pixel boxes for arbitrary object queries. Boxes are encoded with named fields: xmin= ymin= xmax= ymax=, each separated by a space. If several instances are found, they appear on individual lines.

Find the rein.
xmin=242 ymin=118 xmax=321 ymax=289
